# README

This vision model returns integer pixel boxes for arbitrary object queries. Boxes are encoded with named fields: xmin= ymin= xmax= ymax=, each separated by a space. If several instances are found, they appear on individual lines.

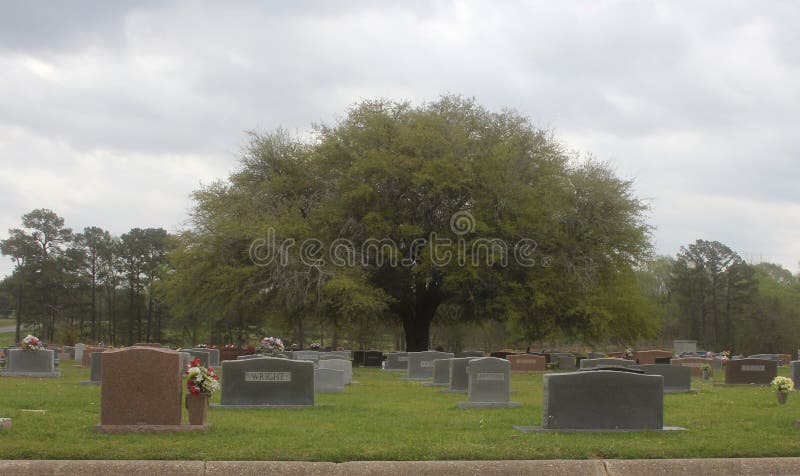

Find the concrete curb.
xmin=0 ymin=458 xmax=799 ymax=475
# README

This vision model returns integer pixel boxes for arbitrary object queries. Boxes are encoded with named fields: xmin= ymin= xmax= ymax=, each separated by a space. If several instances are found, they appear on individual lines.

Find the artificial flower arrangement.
xmin=223 ymin=344 xmax=237 ymax=350
xmin=721 ymin=350 xmax=731 ymax=360
xmin=771 ymin=376 xmax=794 ymax=394
xmin=701 ymin=364 xmax=711 ymax=372
xmin=259 ymin=336 xmax=285 ymax=353
xmin=21 ymin=334 xmax=43 ymax=351
xmin=185 ymin=358 xmax=220 ymax=396
xmin=309 ymin=342 xmax=321 ymax=351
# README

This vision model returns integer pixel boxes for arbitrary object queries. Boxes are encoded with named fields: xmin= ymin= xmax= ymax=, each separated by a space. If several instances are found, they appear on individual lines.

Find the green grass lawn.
xmin=0 ymin=365 xmax=798 ymax=461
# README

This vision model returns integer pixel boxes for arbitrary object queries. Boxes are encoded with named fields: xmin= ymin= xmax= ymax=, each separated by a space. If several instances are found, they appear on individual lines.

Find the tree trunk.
xmin=90 ymin=261 xmax=97 ymax=341
xmin=15 ymin=283 xmax=22 ymax=344
xmin=400 ymin=281 xmax=442 ymax=352
xmin=128 ymin=283 xmax=135 ymax=345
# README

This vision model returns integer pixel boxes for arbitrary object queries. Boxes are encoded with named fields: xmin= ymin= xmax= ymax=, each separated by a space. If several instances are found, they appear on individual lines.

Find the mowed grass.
xmin=1 ymin=364 xmax=798 ymax=461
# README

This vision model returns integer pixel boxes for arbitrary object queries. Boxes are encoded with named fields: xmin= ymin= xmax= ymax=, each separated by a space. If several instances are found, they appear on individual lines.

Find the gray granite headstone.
xmin=319 ymin=354 xmax=347 ymax=361
xmin=407 ymin=351 xmax=454 ymax=379
xmin=580 ymin=358 xmax=636 ymax=370
xmin=237 ymin=354 xmax=269 ymax=360
xmin=748 ymin=354 xmax=780 ymax=365
xmin=457 ymin=350 xmax=485 ymax=358
xmin=791 ymin=361 xmax=800 ymax=391
xmin=384 ymin=352 xmax=408 ymax=371
xmin=1 ymin=349 xmax=60 ymax=377
xmin=319 ymin=358 xmax=352 ymax=384
xmin=673 ymin=340 xmax=697 ymax=356
xmin=218 ymin=357 xmax=314 ymax=406
xmin=179 ymin=351 xmax=191 ymax=369
xmin=587 ymin=352 xmax=604 ymax=359
xmin=193 ymin=348 xmax=219 ymax=367
xmin=362 ymin=351 xmax=383 ymax=367
xmin=74 ymin=343 xmax=86 ymax=363
xmin=457 ymin=357 xmax=520 ymax=408
xmin=549 ymin=353 xmax=576 ymax=370
xmin=293 ymin=351 xmax=321 ymax=364
xmin=90 ymin=352 xmax=103 ymax=383
xmin=315 ymin=368 xmax=345 ymax=393
xmin=185 ymin=349 xmax=211 ymax=367
xmin=535 ymin=371 xmax=665 ymax=430
xmin=424 ymin=358 xmax=451 ymax=386
xmin=444 ymin=357 xmax=476 ymax=393
xmin=637 ymin=364 xmax=692 ymax=393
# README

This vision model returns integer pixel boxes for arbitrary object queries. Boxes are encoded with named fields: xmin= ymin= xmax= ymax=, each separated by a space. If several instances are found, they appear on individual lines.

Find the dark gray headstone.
xmin=580 ymin=358 xmax=636 ymax=370
xmin=444 ymin=357 xmax=476 ymax=393
xmin=90 ymin=352 xmax=104 ymax=383
xmin=219 ymin=358 xmax=314 ymax=406
xmin=724 ymin=358 xmax=777 ymax=385
xmin=362 ymin=351 xmax=383 ymax=367
xmin=407 ymin=351 xmax=454 ymax=379
xmin=541 ymin=371 xmax=664 ymax=429
xmin=457 ymin=350 xmax=485 ymax=358
xmin=457 ymin=357 xmax=520 ymax=408
xmin=637 ymin=364 xmax=692 ymax=393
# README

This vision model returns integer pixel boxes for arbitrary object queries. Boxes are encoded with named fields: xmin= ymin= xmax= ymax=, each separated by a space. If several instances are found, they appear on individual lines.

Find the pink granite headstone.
xmin=98 ymin=347 xmax=182 ymax=426
xmin=508 ymin=354 xmax=546 ymax=372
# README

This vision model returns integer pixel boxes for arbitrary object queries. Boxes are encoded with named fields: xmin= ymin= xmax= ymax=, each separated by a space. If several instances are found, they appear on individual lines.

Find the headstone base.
xmin=0 ymin=371 xmax=61 ymax=378
xmin=211 ymin=404 xmax=316 ymax=409
xmin=514 ymin=425 xmax=686 ymax=432
xmin=665 ymin=388 xmax=700 ymax=394
xmin=457 ymin=401 xmax=522 ymax=409
xmin=422 ymin=382 xmax=449 ymax=387
xmin=381 ymin=368 xmax=406 ymax=372
xmin=93 ymin=424 xmax=210 ymax=433
xmin=0 ymin=418 xmax=11 ymax=430
xmin=79 ymin=381 xmax=101 ymax=386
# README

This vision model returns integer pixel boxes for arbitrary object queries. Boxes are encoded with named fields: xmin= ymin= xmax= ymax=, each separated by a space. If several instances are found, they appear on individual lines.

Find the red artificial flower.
xmin=191 ymin=358 xmax=201 ymax=367
xmin=189 ymin=386 xmax=200 ymax=395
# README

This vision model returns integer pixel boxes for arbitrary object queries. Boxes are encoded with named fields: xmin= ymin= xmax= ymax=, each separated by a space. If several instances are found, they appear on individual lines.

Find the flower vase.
xmin=702 ymin=370 xmax=711 ymax=382
xmin=777 ymin=391 xmax=788 ymax=405
xmin=185 ymin=393 xmax=209 ymax=425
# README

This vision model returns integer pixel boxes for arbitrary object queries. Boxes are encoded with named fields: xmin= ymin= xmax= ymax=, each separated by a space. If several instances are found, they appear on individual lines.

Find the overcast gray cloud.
xmin=1 ymin=0 xmax=798 ymax=278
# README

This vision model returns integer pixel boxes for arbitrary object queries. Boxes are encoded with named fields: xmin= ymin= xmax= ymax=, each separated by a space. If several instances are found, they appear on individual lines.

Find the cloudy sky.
xmin=1 ymin=0 xmax=798 ymax=277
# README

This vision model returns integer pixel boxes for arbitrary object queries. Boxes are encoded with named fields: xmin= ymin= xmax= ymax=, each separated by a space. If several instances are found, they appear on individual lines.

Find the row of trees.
xmin=638 ymin=240 xmax=800 ymax=355
xmin=2 ymin=98 xmax=797 ymax=354
xmin=0 ymin=209 xmax=169 ymax=345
